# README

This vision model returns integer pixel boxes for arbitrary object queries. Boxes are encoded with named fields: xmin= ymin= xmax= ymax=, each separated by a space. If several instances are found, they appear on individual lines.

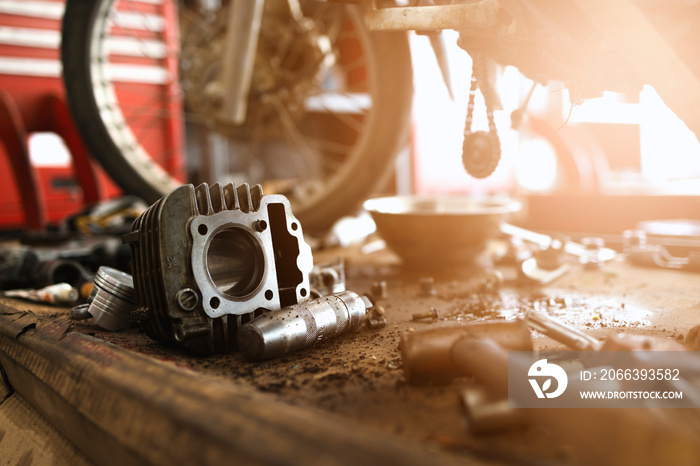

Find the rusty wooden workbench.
xmin=1 ymin=245 xmax=699 ymax=465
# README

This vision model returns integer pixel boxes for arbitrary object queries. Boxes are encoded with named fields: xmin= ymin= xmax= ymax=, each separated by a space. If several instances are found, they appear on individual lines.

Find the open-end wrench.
xmin=500 ymin=223 xmax=617 ymax=265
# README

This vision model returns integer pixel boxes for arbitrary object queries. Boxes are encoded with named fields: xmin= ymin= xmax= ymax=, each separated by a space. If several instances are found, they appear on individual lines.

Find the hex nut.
xmin=370 ymin=281 xmax=388 ymax=300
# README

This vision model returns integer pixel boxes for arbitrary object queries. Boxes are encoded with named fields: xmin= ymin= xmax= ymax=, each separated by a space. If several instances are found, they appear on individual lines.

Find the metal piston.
xmin=86 ymin=266 xmax=137 ymax=331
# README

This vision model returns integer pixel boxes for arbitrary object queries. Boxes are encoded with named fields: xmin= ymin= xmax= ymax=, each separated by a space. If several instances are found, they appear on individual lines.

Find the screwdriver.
xmin=526 ymin=310 xmax=685 ymax=352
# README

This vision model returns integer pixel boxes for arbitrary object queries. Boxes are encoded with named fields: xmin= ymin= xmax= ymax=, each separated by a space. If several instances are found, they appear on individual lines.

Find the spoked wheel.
xmin=61 ymin=0 xmax=413 ymax=232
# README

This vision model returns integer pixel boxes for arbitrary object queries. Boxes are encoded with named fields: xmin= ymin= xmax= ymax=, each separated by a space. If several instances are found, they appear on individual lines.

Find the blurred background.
xmin=1 ymin=0 xmax=699 ymax=238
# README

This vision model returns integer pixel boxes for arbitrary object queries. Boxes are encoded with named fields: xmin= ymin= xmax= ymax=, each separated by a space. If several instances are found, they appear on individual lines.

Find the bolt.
xmin=419 ymin=277 xmax=436 ymax=297
xmin=412 ymin=307 xmax=440 ymax=322
xmin=480 ymin=270 xmax=504 ymax=291
xmin=370 ymin=281 xmax=388 ymax=300
xmin=177 ymin=288 xmax=199 ymax=311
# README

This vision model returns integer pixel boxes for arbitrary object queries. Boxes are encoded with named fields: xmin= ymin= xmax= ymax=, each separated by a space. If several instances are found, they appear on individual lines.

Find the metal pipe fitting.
xmin=237 ymin=291 xmax=371 ymax=360
xmin=400 ymin=320 xmax=532 ymax=384
xmin=32 ymin=259 xmax=88 ymax=289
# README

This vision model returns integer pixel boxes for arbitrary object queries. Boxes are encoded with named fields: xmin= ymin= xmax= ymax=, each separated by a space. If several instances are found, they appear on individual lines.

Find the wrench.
xmin=500 ymin=223 xmax=617 ymax=265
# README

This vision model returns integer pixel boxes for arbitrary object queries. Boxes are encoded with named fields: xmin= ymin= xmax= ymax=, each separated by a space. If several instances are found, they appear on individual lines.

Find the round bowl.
xmin=363 ymin=194 xmax=520 ymax=266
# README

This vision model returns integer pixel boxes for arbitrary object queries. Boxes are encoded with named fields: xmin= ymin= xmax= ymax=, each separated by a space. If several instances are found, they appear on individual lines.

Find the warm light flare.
xmin=515 ymin=139 xmax=558 ymax=192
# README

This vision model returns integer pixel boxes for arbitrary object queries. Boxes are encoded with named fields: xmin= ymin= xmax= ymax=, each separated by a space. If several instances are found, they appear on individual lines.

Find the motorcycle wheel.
xmin=61 ymin=0 xmax=413 ymax=232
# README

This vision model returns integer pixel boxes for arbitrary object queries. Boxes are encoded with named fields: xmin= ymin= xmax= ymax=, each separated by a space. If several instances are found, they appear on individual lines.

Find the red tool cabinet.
xmin=0 ymin=0 xmax=183 ymax=230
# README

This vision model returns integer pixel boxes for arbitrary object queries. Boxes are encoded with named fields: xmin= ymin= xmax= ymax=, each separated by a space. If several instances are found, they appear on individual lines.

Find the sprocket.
xmin=461 ymin=130 xmax=501 ymax=178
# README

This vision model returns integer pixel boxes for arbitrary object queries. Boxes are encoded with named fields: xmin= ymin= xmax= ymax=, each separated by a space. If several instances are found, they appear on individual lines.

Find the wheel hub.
xmin=180 ymin=4 xmax=331 ymax=138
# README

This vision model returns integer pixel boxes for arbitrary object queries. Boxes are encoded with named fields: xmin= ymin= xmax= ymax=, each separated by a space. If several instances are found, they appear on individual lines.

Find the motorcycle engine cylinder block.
xmin=123 ymin=182 xmax=313 ymax=354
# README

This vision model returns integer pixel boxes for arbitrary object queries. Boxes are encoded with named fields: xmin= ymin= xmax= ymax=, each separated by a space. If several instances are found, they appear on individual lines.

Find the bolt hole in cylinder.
xmin=198 ymin=224 xmax=208 ymax=235
xmin=206 ymin=227 xmax=265 ymax=299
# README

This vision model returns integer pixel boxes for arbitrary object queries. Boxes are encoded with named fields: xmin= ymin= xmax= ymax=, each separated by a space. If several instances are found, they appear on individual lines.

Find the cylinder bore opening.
xmin=206 ymin=227 xmax=265 ymax=298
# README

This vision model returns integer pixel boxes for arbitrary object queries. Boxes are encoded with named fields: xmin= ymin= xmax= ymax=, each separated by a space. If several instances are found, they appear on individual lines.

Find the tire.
xmin=61 ymin=0 xmax=413 ymax=232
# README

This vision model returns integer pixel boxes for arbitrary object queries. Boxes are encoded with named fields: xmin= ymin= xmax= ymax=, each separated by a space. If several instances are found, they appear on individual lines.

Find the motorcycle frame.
xmin=216 ymin=0 xmax=700 ymax=141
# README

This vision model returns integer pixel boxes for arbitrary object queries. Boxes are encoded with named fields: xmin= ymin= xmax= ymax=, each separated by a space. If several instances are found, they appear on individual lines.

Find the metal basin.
xmin=364 ymin=195 xmax=521 ymax=266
